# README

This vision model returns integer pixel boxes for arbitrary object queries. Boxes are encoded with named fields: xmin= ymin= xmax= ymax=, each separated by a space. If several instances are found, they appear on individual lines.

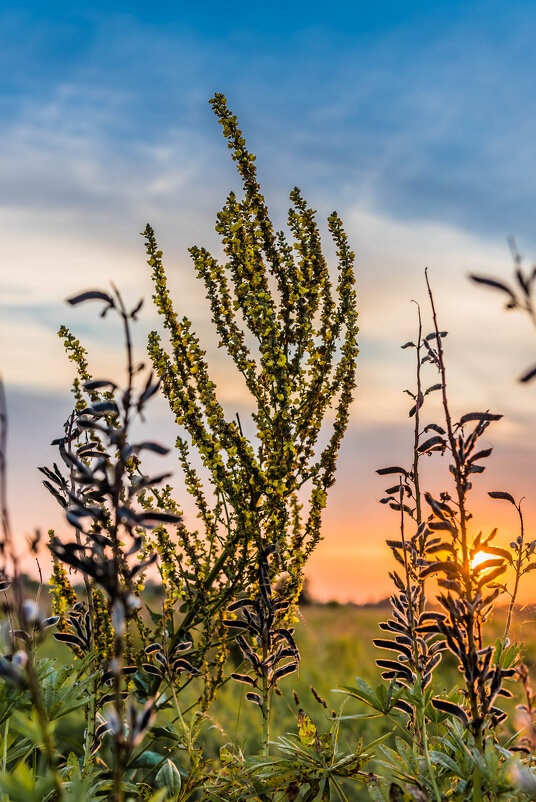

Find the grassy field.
xmin=42 ymin=598 xmax=536 ymax=800
xmin=203 ymin=601 xmax=536 ymax=798
xmin=215 ymin=602 xmax=531 ymax=715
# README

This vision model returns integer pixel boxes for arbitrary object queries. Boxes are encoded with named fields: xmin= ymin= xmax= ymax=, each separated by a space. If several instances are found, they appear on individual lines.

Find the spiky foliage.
xmin=470 ymin=240 xmax=536 ymax=383
xmin=42 ymin=288 xmax=182 ymax=801
xmin=373 ymin=312 xmax=449 ymax=802
xmin=224 ymin=545 xmax=300 ymax=754
xmin=376 ymin=310 xmax=450 ymax=704
xmin=145 ymin=94 xmax=358 ymax=662
xmin=415 ymin=275 xmax=516 ymax=749
xmin=353 ymin=276 xmax=536 ymax=802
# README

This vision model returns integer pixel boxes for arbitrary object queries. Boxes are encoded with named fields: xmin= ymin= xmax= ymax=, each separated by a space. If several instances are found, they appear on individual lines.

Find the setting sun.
xmin=471 ymin=550 xmax=494 ymax=571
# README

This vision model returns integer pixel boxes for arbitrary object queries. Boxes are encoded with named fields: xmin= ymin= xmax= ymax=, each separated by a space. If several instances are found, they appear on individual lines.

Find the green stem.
xmin=261 ymin=664 xmax=269 ymax=757
xmin=419 ymin=708 xmax=441 ymax=802
xmin=170 ymin=679 xmax=198 ymax=779
xmin=83 ymin=677 xmax=96 ymax=768
xmin=170 ymin=680 xmax=187 ymax=735
xmin=332 ymin=777 xmax=351 ymax=802
xmin=2 ymin=719 xmax=7 ymax=773
xmin=503 ymin=502 xmax=525 ymax=645
xmin=24 ymin=657 xmax=63 ymax=800
xmin=473 ymin=764 xmax=482 ymax=802
xmin=1 ymin=718 xmax=8 ymax=802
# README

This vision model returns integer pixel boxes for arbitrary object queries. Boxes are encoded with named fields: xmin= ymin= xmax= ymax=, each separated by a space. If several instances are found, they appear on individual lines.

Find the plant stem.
xmin=25 ymin=655 xmax=63 ymax=799
xmin=1 ymin=719 xmax=8 ymax=802
xmin=399 ymin=496 xmax=440 ymax=802
xmin=66 ymin=412 xmax=97 ymax=764
xmin=83 ymin=679 xmax=96 ymax=768
xmin=503 ymin=501 xmax=525 ymax=645
xmin=109 ymin=289 xmax=138 ymax=802
xmin=261 ymin=641 xmax=270 ymax=756
xmin=419 ymin=707 xmax=441 ymax=802
xmin=412 ymin=301 xmax=423 ymax=532
xmin=473 ymin=765 xmax=482 ymax=802
xmin=170 ymin=680 xmax=187 ymax=739
xmin=427 ymin=272 xmax=485 ymax=802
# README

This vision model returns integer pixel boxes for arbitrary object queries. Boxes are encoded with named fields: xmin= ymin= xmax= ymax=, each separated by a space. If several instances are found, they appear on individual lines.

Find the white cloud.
xmin=343 ymin=204 xmax=536 ymax=443
xmin=1 ymin=67 xmax=536 ymax=464
xmin=3 ymin=188 xmax=536 ymax=456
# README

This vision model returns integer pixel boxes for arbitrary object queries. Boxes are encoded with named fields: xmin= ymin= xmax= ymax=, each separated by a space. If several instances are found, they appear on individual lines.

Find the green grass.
xmin=42 ymin=599 xmax=536 ymax=800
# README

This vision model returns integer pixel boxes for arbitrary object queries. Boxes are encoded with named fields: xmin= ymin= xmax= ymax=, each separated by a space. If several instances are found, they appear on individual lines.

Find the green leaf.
xmin=146 ymin=605 xmax=163 ymax=627
xmin=128 ymin=750 xmax=164 ymax=769
xmin=151 ymin=725 xmax=183 ymax=742
xmin=156 ymin=759 xmax=182 ymax=795
xmin=63 ymin=751 xmax=80 ymax=781
xmin=298 ymin=709 xmax=321 ymax=753
xmin=429 ymin=750 xmax=465 ymax=778
xmin=339 ymin=677 xmax=380 ymax=709
xmin=11 ymin=709 xmax=51 ymax=747
xmin=0 ymin=763 xmax=57 ymax=802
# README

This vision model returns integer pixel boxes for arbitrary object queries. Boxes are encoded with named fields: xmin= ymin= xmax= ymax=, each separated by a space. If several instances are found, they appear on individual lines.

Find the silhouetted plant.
xmin=470 ymin=239 xmax=536 ymax=381
xmin=0 ymin=381 xmax=65 ymax=799
xmin=344 ymin=272 xmax=536 ymax=802
xmin=483 ymin=492 xmax=536 ymax=644
xmin=420 ymin=273 xmax=516 ymax=754
xmin=42 ymin=287 xmax=181 ymax=801
xmin=371 ymin=306 xmax=449 ymax=801
xmin=224 ymin=544 xmax=300 ymax=755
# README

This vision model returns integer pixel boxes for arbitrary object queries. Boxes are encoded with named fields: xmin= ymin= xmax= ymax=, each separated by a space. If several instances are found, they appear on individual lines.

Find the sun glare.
xmin=471 ymin=550 xmax=492 ymax=571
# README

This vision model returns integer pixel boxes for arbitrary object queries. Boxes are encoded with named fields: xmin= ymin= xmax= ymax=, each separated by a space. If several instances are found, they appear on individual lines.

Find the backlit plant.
xmin=2 ymin=93 xmax=536 ymax=802
xmin=143 ymin=92 xmax=358 ymax=705
xmin=346 ymin=272 xmax=536 ymax=802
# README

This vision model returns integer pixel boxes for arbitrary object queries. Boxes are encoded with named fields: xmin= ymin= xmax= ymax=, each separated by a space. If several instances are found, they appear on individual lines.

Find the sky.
xmin=2 ymin=0 xmax=536 ymax=601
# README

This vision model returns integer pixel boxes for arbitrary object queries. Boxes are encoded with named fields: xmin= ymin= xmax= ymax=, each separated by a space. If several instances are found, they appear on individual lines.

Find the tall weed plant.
xmin=0 ymin=95 xmax=534 ymax=801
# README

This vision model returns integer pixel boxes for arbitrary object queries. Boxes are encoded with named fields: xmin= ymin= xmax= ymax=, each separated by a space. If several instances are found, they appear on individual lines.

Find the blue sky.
xmin=2 ymin=0 xmax=536 ymax=239
xmin=2 ymin=1 xmax=536 ymax=599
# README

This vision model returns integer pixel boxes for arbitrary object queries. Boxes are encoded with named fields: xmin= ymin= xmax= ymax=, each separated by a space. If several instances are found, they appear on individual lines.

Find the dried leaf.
xmin=469 ymin=275 xmax=516 ymax=299
xmin=376 ymin=466 xmax=407 ymax=476
xmin=67 ymin=290 xmax=114 ymax=306
xmin=488 ymin=491 xmax=516 ymax=504
xmin=458 ymin=412 xmax=503 ymax=425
